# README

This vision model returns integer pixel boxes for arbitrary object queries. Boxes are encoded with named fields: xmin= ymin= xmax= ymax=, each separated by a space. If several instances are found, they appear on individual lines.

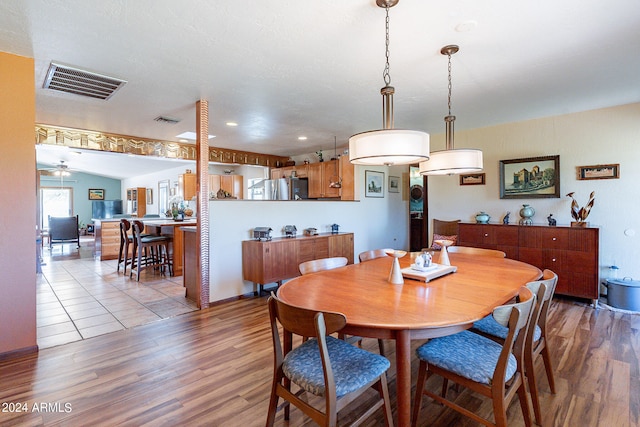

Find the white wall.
xmin=208 ymin=164 xmax=408 ymax=301
xmin=427 ymin=102 xmax=640 ymax=281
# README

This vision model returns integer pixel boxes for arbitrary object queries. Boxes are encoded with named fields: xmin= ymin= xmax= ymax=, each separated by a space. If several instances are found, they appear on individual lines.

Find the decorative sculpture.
xmin=566 ymin=191 xmax=595 ymax=227
xmin=547 ymin=214 xmax=557 ymax=226
xmin=503 ymin=212 xmax=511 ymax=224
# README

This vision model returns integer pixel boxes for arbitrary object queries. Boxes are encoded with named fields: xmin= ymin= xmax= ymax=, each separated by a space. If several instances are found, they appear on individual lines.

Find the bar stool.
xmin=130 ymin=220 xmax=172 ymax=281
xmin=117 ymin=219 xmax=132 ymax=274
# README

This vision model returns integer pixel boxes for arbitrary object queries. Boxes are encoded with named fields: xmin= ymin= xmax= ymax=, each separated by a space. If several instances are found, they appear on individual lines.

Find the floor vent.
xmin=154 ymin=116 xmax=181 ymax=125
xmin=43 ymin=62 xmax=127 ymax=100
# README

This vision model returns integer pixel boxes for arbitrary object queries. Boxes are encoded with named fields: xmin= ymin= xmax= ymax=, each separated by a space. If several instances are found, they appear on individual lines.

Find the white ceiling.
xmin=3 ymin=0 xmax=640 ymax=178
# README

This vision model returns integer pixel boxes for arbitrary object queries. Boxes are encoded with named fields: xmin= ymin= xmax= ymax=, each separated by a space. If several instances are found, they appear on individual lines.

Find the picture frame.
xmin=577 ymin=164 xmax=620 ymax=180
xmin=499 ymin=155 xmax=560 ymax=199
xmin=389 ymin=175 xmax=400 ymax=193
xmin=459 ymin=172 xmax=486 ymax=186
xmin=365 ymin=170 xmax=384 ymax=198
xmin=146 ymin=188 xmax=153 ymax=204
xmin=88 ymin=189 xmax=104 ymax=200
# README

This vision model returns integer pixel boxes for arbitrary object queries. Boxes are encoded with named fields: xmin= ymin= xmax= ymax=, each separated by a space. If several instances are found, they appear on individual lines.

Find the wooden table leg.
xmin=396 ymin=329 xmax=411 ymax=427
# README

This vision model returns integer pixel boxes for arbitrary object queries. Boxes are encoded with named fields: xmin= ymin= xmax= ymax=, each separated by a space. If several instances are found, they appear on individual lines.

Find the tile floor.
xmin=37 ymin=237 xmax=198 ymax=349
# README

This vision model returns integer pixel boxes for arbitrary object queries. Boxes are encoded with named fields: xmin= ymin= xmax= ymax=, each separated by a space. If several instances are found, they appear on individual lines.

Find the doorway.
xmin=409 ymin=166 xmax=428 ymax=251
xmin=40 ymin=186 xmax=73 ymax=229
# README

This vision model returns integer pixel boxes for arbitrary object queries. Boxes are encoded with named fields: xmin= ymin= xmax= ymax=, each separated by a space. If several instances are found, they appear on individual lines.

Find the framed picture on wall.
xmin=389 ymin=176 xmax=400 ymax=193
xmin=88 ymin=189 xmax=104 ymax=200
xmin=365 ymin=170 xmax=384 ymax=198
xmin=577 ymin=164 xmax=620 ymax=180
xmin=499 ymin=155 xmax=560 ymax=199
xmin=459 ymin=173 xmax=485 ymax=186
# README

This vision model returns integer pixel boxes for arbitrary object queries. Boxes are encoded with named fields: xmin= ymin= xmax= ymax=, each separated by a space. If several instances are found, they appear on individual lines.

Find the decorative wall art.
xmin=88 ymin=189 xmax=104 ymax=200
xmin=459 ymin=173 xmax=485 ymax=186
xmin=389 ymin=176 xmax=400 ymax=193
xmin=499 ymin=155 xmax=560 ymax=199
xmin=577 ymin=164 xmax=620 ymax=180
xmin=365 ymin=170 xmax=384 ymax=198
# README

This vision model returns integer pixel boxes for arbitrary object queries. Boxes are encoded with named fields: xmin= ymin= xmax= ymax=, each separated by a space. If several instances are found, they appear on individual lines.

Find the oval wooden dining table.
xmin=277 ymin=251 xmax=542 ymax=427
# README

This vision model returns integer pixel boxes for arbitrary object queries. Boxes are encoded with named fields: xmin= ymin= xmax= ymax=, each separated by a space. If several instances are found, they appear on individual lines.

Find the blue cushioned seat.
xmin=283 ymin=336 xmax=390 ymax=397
xmin=473 ymin=314 xmax=542 ymax=342
xmin=416 ymin=330 xmax=517 ymax=385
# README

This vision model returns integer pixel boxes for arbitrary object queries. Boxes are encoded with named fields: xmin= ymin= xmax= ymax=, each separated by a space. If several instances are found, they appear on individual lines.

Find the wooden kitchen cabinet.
xmin=209 ymin=174 xmax=243 ymax=199
xmin=94 ymin=219 xmax=123 ymax=260
xmin=126 ymin=187 xmax=146 ymax=217
xmin=242 ymin=232 xmax=354 ymax=294
xmin=270 ymin=164 xmax=309 ymax=179
xmin=458 ymin=223 xmax=599 ymax=303
xmin=308 ymin=160 xmax=340 ymax=198
xmin=180 ymin=173 xmax=197 ymax=201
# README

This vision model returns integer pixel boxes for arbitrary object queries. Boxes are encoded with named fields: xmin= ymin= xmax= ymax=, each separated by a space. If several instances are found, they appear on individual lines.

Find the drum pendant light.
xmin=419 ymin=45 xmax=483 ymax=175
xmin=349 ymin=0 xmax=430 ymax=166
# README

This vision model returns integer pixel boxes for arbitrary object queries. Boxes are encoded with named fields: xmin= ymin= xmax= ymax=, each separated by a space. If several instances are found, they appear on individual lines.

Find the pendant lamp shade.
xmin=349 ymin=129 xmax=430 ymax=166
xmin=419 ymin=149 xmax=483 ymax=175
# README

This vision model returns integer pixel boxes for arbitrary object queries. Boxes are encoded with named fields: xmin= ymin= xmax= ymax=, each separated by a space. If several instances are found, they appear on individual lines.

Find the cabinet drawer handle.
xmin=484 ymin=233 xmax=489 ymax=237
xmin=552 ymin=237 xmax=557 ymax=241
xmin=552 ymin=258 xmax=556 ymax=262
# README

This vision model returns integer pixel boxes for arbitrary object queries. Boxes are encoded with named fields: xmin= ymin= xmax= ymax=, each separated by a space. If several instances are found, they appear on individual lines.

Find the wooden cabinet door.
xmin=209 ymin=175 xmax=221 ymax=196
xmin=307 ymin=163 xmax=323 ymax=198
xmin=221 ymin=175 xmax=243 ymax=199
xmin=294 ymin=164 xmax=309 ymax=178
xmin=339 ymin=156 xmax=355 ymax=200
xmin=328 ymin=233 xmax=354 ymax=264
xmin=323 ymin=160 xmax=341 ymax=198
xmin=181 ymin=173 xmax=197 ymax=201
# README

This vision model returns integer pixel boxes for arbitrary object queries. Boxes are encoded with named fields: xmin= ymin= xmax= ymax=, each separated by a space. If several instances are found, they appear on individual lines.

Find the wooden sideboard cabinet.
xmin=458 ymin=223 xmax=599 ymax=303
xmin=242 ymin=232 xmax=354 ymax=294
xmin=458 ymin=223 xmax=519 ymax=259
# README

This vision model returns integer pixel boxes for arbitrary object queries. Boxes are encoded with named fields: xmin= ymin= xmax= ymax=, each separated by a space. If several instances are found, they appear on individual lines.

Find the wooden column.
xmin=196 ymin=100 xmax=210 ymax=308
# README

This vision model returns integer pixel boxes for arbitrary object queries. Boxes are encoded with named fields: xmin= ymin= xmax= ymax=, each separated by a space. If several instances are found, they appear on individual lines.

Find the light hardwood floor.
xmin=1 ymin=295 xmax=638 ymax=426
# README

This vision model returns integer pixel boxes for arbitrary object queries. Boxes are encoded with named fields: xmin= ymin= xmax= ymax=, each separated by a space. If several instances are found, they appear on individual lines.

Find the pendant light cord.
xmin=447 ymin=51 xmax=453 ymax=116
xmin=383 ymin=5 xmax=391 ymax=86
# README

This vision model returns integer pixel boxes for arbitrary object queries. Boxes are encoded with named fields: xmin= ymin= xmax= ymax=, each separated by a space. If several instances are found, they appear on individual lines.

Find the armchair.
xmin=48 ymin=215 xmax=80 ymax=250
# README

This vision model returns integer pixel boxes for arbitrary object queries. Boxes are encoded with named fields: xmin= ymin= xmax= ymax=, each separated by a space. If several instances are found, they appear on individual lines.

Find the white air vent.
xmin=154 ymin=116 xmax=181 ymax=125
xmin=43 ymin=62 xmax=127 ymax=100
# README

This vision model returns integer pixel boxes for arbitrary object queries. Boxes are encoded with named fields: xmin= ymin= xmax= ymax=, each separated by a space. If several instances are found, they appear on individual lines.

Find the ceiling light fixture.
xmin=349 ymin=0 xmax=429 ymax=166
xmin=419 ymin=45 xmax=483 ymax=175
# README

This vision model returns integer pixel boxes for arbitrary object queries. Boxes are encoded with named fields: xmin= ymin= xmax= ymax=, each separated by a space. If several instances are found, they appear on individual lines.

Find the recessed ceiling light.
xmin=226 ymin=122 xmax=238 ymax=127
xmin=455 ymin=20 xmax=478 ymax=32
xmin=298 ymin=136 xmax=307 ymax=141
xmin=176 ymin=131 xmax=216 ymax=140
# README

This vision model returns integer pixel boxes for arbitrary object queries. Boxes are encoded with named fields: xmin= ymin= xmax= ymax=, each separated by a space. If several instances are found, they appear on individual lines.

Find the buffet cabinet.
xmin=458 ymin=223 xmax=599 ymax=303
xmin=242 ymin=232 xmax=354 ymax=294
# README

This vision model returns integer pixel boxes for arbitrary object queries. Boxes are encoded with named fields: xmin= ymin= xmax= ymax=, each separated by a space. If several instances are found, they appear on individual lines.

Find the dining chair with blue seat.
xmin=471 ymin=269 xmax=558 ymax=425
xmin=299 ymin=256 xmax=386 ymax=357
xmin=265 ymin=294 xmax=394 ymax=427
xmin=411 ymin=286 xmax=536 ymax=427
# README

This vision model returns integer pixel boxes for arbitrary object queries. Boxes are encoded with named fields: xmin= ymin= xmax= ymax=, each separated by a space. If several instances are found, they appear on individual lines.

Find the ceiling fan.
xmin=48 ymin=160 xmax=72 ymax=177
